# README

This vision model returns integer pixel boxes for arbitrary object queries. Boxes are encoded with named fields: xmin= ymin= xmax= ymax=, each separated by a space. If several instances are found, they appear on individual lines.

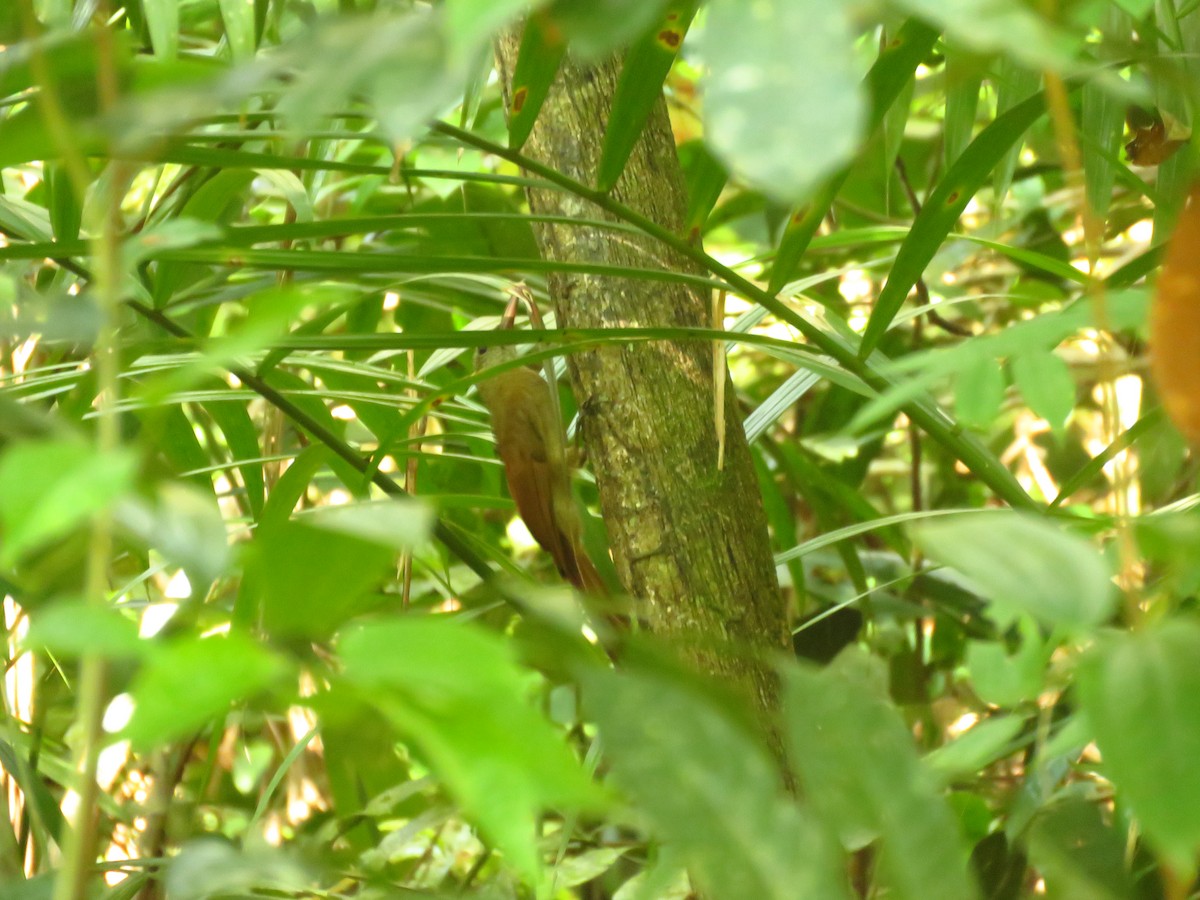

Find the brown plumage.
xmin=475 ymin=320 xmax=605 ymax=594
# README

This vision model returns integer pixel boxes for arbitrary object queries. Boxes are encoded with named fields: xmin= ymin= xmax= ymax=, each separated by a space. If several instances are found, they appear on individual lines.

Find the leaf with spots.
xmin=507 ymin=11 xmax=568 ymax=150
xmin=597 ymin=0 xmax=700 ymax=192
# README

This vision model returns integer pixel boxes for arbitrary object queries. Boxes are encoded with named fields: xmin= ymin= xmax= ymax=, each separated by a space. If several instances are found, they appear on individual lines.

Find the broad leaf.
xmin=913 ymin=512 xmax=1115 ymax=630
xmin=126 ymin=632 xmax=290 ymax=747
xmin=1079 ymin=621 xmax=1200 ymax=875
xmin=585 ymin=664 xmax=849 ymax=900
xmin=785 ymin=657 xmax=978 ymax=899
xmin=0 ymin=438 xmax=138 ymax=567
xmin=340 ymin=618 xmax=606 ymax=882
xmin=702 ymin=0 xmax=864 ymax=204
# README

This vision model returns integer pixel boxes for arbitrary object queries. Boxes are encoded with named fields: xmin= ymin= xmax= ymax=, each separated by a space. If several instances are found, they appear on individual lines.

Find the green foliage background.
xmin=1 ymin=0 xmax=1198 ymax=898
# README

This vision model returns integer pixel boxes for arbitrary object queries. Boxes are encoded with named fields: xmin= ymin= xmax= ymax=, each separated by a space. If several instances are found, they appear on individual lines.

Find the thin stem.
xmin=46 ymin=3 xmax=126 ymax=896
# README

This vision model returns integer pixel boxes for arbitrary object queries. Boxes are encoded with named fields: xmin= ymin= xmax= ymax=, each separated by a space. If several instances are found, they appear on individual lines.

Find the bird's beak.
xmin=500 ymin=295 xmax=521 ymax=330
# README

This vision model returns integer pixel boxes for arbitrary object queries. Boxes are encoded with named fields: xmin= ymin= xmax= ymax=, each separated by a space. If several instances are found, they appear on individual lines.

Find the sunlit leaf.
xmin=301 ymin=498 xmax=435 ymax=550
xmin=217 ymin=0 xmax=256 ymax=61
xmin=955 ymin=355 xmax=1006 ymax=429
xmin=505 ymin=11 xmax=567 ymax=149
xmin=702 ymin=0 xmax=864 ymax=204
xmin=893 ymin=0 xmax=1082 ymax=74
xmin=143 ymin=0 xmax=180 ymax=60
xmin=597 ymin=1 xmax=700 ymax=191
xmin=1027 ymin=800 xmax=1133 ymax=899
xmin=116 ymin=483 xmax=231 ymax=586
xmin=0 ymin=438 xmax=138 ymax=567
xmin=862 ymin=89 xmax=1051 ymax=355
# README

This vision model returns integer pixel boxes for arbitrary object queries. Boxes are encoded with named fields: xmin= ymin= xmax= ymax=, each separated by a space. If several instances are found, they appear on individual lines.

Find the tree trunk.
xmin=495 ymin=37 xmax=789 ymax=713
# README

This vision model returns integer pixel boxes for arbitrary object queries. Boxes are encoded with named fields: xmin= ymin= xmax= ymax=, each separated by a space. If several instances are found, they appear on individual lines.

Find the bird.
xmin=474 ymin=298 xmax=606 ymax=594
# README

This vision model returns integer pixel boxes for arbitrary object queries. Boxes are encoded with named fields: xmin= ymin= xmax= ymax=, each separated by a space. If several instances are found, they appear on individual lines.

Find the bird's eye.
xmin=476 ymin=346 xmax=488 ymax=358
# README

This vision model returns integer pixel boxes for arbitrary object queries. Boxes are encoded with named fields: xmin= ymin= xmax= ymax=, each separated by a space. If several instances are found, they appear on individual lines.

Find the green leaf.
xmin=0 ymin=438 xmax=138 ymax=567
xmin=1152 ymin=143 xmax=1192 ymax=238
xmin=143 ymin=0 xmax=180 ymax=60
xmin=585 ymin=664 xmax=850 ymax=900
xmin=26 ymin=599 xmax=145 ymax=659
xmin=1111 ymin=0 xmax=1154 ymax=15
xmin=127 ymin=218 xmax=229 ymax=267
xmin=744 ymin=369 xmax=820 ymax=443
xmin=547 ymin=0 xmax=671 ymax=59
xmin=955 ymin=355 xmax=1006 ymax=429
xmin=862 ymin=89 xmax=1051 ymax=356
xmin=851 ymin=291 xmax=1148 ymax=433
xmin=925 ymin=715 xmax=1026 ymax=786
xmin=340 ymin=618 xmax=606 ymax=883
xmin=1051 ymin=411 xmax=1162 ymax=508
xmin=1011 ymin=351 xmax=1076 ymax=429
xmin=247 ymin=519 xmax=398 ymax=640
xmin=965 ymin=619 xmax=1048 ymax=707
xmin=445 ymin=0 xmax=532 ymax=59
xmin=1081 ymin=16 xmax=1127 ymax=226
xmin=218 ymin=0 xmax=257 ymax=61
xmin=201 ymin=398 xmax=266 ymax=523
xmin=271 ymin=11 xmax=462 ymax=146
xmin=1078 ymin=621 xmax=1200 ymax=876
xmin=45 ymin=163 xmax=83 ymax=244
xmin=301 ymin=499 xmax=435 ymax=550
xmin=892 ymin=0 xmax=1082 ymax=74
xmin=162 ymin=837 xmax=311 ymax=898
xmin=680 ymin=139 xmax=728 ymax=234
xmin=1026 ymin=800 xmax=1133 ymax=899
xmin=126 ymin=632 xmax=290 ymax=748
xmin=990 ymin=60 xmax=1041 ymax=210
xmin=253 ymin=169 xmax=312 ymax=223
xmin=116 ymin=483 xmax=232 ymax=587
xmin=944 ymin=43 xmax=984 ymax=168
xmin=553 ymin=847 xmax=629 ymax=888
xmin=597 ymin=1 xmax=700 ymax=192
xmin=505 ymin=12 xmax=567 ymax=149
xmin=784 ymin=657 xmax=978 ymax=900
xmin=254 ymin=445 xmax=332 ymax=536
xmin=157 ymin=404 xmax=216 ymax=496
xmin=766 ymin=19 xmax=939 ymax=294
xmin=151 ymin=170 xmax=256 ymax=308
xmin=913 ymin=512 xmax=1115 ymax=630
xmin=703 ymin=0 xmax=865 ymax=203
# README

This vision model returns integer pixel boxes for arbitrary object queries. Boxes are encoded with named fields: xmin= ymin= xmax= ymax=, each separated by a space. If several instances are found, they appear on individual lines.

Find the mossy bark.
xmin=495 ymin=38 xmax=789 ymax=714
